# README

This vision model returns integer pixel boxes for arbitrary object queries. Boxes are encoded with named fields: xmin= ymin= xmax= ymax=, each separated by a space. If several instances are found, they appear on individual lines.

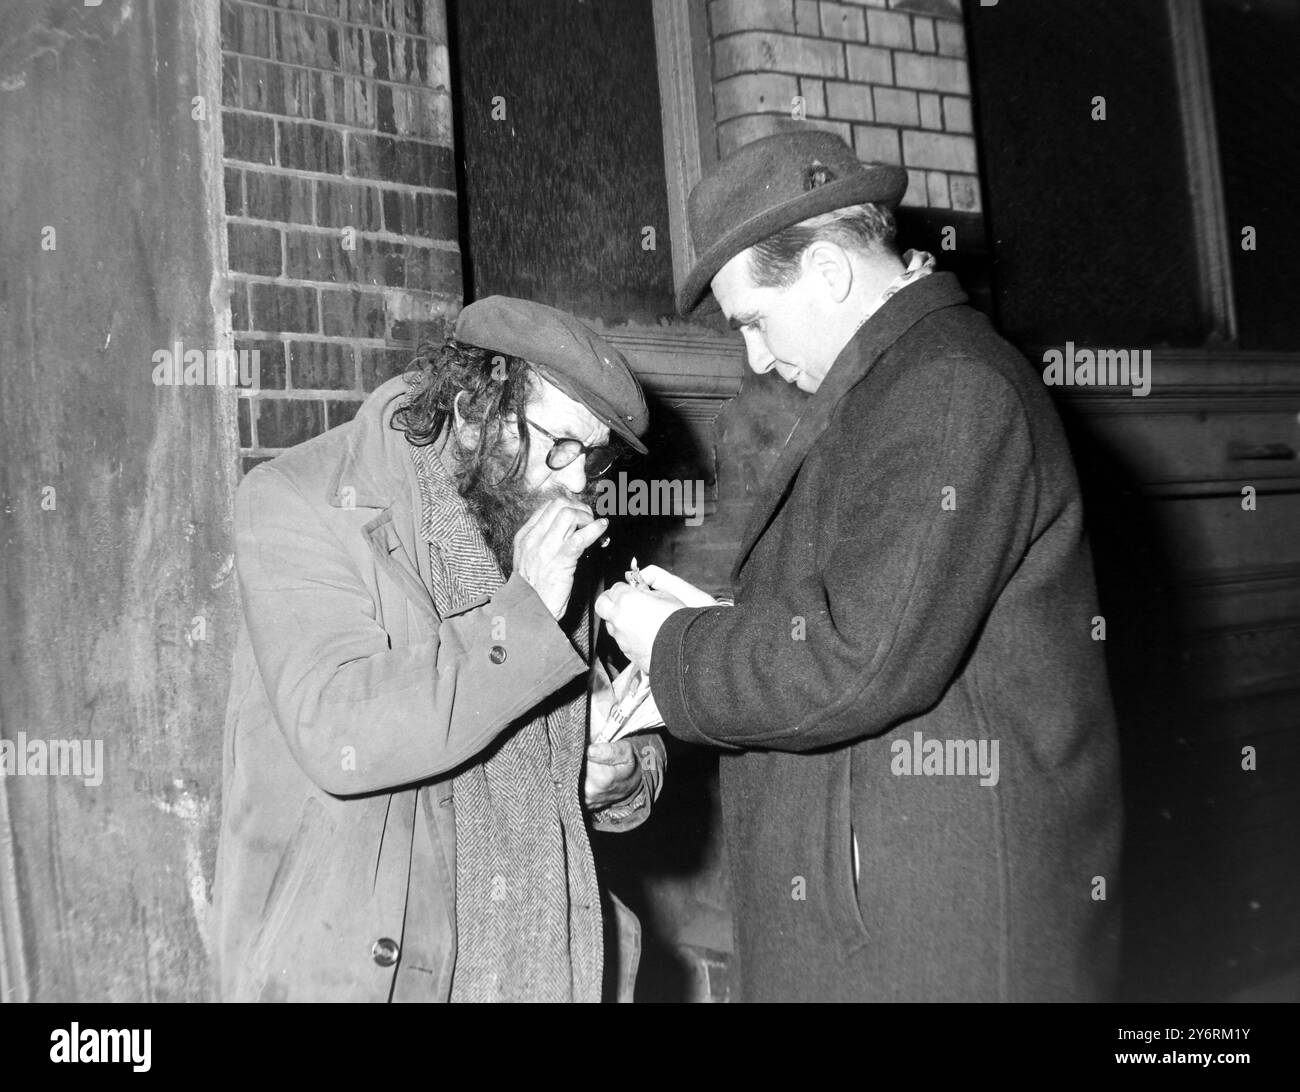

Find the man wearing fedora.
xmin=214 ymin=296 xmax=664 ymax=1002
xmin=598 ymin=131 xmax=1122 ymax=1002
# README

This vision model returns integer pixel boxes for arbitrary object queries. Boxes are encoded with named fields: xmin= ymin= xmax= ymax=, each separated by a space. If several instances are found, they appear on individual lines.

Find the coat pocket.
xmin=240 ymin=795 xmax=338 ymax=997
xmin=827 ymin=748 xmax=872 ymax=952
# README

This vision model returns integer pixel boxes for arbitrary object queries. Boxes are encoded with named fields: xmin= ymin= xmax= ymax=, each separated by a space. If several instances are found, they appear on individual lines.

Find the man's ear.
xmin=452 ymin=390 xmax=480 ymax=448
xmin=806 ymin=241 xmax=854 ymax=303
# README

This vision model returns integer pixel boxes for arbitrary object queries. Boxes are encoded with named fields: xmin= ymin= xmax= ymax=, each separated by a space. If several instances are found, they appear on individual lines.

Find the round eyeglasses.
xmin=526 ymin=419 xmax=618 ymax=478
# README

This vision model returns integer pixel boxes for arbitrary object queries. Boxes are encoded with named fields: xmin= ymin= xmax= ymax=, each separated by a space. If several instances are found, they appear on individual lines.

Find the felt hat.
xmin=678 ymin=130 xmax=908 ymax=314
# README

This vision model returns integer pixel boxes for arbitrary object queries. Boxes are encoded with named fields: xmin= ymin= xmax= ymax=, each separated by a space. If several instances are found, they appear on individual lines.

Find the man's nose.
xmin=743 ymin=330 xmax=775 ymax=374
xmin=554 ymin=458 xmax=590 ymax=498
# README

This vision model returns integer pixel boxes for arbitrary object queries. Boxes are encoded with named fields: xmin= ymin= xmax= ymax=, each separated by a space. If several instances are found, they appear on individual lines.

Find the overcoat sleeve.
xmin=234 ymin=465 xmax=588 ymax=796
xmin=650 ymin=353 xmax=1040 ymax=752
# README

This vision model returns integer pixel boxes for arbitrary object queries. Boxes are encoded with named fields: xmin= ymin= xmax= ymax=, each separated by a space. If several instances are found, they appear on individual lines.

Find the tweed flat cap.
xmin=678 ymin=130 xmax=908 ymax=314
xmin=455 ymin=296 xmax=649 ymax=453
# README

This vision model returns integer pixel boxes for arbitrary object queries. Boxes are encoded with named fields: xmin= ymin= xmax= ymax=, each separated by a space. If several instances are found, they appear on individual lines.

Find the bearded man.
xmin=213 ymin=295 xmax=664 ymax=1002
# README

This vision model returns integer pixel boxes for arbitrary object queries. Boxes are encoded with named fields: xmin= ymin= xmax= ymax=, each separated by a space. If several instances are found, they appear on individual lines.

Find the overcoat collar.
xmin=731 ymin=272 xmax=970 ymax=581
xmin=325 ymin=375 xmax=418 ymax=510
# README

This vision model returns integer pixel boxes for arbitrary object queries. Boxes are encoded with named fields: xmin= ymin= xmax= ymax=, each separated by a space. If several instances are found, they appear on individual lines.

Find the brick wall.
xmin=708 ymin=0 xmax=981 ymax=214
xmin=219 ymin=0 xmax=461 ymax=473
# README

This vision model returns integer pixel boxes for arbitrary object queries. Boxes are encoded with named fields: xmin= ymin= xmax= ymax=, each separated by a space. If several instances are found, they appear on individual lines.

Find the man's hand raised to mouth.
xmin=513 ymin=498 xmax=609 ymax=620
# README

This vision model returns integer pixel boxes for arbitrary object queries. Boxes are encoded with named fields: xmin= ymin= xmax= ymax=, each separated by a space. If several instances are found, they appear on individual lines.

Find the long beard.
xmin=457 ymin=443 xmax=597 ymax=577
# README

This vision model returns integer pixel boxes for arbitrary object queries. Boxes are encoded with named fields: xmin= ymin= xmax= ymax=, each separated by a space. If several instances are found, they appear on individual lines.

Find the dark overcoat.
xmin=652 ymin=273 xmax=1122 ymax=1001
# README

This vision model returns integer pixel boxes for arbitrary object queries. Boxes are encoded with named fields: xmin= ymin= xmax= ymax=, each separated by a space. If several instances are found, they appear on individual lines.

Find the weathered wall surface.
xmin=0 ymin=0 xmax=236 ymax=1000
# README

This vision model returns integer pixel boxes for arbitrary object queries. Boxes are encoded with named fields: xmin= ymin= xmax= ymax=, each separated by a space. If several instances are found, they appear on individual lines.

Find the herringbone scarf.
xmin=408 ymin=439 xmax=603 ymax=1003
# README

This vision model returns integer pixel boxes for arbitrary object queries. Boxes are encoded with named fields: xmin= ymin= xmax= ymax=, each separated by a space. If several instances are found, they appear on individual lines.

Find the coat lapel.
xmin=731 ymin=273 xmax=970 ymax=582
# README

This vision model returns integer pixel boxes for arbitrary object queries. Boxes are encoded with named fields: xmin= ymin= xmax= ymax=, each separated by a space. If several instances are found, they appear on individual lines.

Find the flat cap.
xmin=678 ymin=130 xmax=908 ymax=314
xmin=454 ymin=296 xmax=649 ymax=453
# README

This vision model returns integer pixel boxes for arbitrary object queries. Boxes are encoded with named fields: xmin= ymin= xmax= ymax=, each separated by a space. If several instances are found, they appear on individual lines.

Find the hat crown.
xmin=688 ymin=131 xmax=864 ymax=240
xmin=453 ymin=295 xmax=649 ymax=453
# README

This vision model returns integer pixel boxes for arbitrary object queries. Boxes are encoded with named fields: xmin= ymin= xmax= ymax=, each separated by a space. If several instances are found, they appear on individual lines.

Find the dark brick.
xmin=230 ymin=281 xmax=250 ymax=331
xmin=220 ymin=0 xmax=239 ymax=50
xmin=279 ymin=64 xmax=328 ymax=122
xmin=256 ymin=398 xmax=325 ymax=448
xmin=376 ymin=82 xmax=395 ymax=134
xmin=223 ymin=111 xmax=276 ymax=165
xmin=246 ymin=171 xmax=314 ymax=223
xmin=347 ymin=0 xmax=376 ymax=26
xmin=360 ymin=346 xmax=415 ymax=389
xmin=339 ymin=26 xmax=370 ymax=75
xmin=320 ymin=288 xmax=386 ymax=337
xmin=307 ymin=0 xmax=345 ymax=18
xmin=413 ymin=36 xmax=428 ymax=84
xmin=228 ymin=223 xmax=283 ymax=277
xmin=320 ymin=74 xmax=347 ymax=125
xmin=369 ymin=30 xmax=391 ymax=79
xmin=237 ymin=396 xmax=252 ymax=448
xmin=285 ymin=228 xmax=354 ymax=284
xmin=401 ymin=248 xmax=461 ymax=296
xmin=222 ymin=53 xmax=239 ymax=108
xmin=234 ymin=336 xmax=287 ymax=389
xmin=250 ymin=283 xmax=319 ymax=333
xmin=238 ymin=57 xmax=286 ymax=115
xmin=316 ymin=180 xmax=381 ymax=230
xmin=326 ymin=398 xmax=363 ymax=426
xmin=276 ymin=11 xmax=334 ymax=68
xmin=227 ymin=0 xmax=275 ymax=58
xmin=242 ymin=455 xmax=273 ymax=476
xmin=370 ymin=239 xmax=449 ymax=292
xmin=388 ymin=316 xmax=450 ymax=345
xmin=395 ymin=37 xmax=416 ymax=83
xmin=290 ymin=340 xmax=356 ymax=389
xmin=224 ymin=168 xmax=243 ymax=215
xmin=364 ymin=238 xmax=406 ymax=287
xmin=412 ymin=192 xmax=457 ymax=240
xmin=278 ymin=120 xmax=344 ymax=173
xmin=273 ymin=12 xmax=321 ymax=68
xmin=339 ymin=77 xmax=375 ymax=128
xmin=347 ymin=133 xmax=453 ymax=187
xmin=381 ymin=189 xmax=411 ymax=234
xmin=377 ymin=0 xmax=431 ymax=36
xmin=398 ymin=87 xmax=441 ymax=141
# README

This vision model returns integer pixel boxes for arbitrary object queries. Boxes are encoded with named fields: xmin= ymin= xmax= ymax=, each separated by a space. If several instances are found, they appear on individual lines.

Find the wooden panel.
xmin=966 ymin=0 xmax=1207 ymax=345
xmin=1081 ymin=409 xmax=1300 ymax=491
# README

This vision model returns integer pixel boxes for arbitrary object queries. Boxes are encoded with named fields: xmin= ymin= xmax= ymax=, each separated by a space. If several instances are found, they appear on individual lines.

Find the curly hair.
xmin=391 ymin=338 xmax=537 ymax=488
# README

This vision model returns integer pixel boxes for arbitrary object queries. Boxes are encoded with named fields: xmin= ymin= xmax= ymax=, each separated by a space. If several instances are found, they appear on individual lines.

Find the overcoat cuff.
xmin=649 ymin=606 xmax=718 ymax=748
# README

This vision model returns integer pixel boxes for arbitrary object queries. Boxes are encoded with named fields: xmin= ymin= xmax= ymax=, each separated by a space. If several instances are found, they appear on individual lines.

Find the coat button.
xmin=371 ymin=937 xmax=400 ymax=967
xmin=489 ymin=645 xmax=507 ymax=664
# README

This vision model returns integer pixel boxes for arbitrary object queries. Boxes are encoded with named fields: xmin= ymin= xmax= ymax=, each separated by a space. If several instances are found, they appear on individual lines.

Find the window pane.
xmin=966 ymin=0 xmax=1207 ymax=346
xmin=450 ymin=0 xmax=676 ymax=323
xmin=1202 ymin=0 xmax=1300 ymax=350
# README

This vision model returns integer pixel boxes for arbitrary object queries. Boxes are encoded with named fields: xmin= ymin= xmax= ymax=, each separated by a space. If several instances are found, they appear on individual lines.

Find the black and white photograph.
xmin=0 ymin=0 xmax=1296 ymax=1059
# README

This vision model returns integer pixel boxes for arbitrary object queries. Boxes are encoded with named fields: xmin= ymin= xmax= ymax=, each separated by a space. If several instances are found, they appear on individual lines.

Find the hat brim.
xmin=676 ymin=165 xmax=909 ymax=316
xmin=531 ymin=363 xmax=649 ymax=455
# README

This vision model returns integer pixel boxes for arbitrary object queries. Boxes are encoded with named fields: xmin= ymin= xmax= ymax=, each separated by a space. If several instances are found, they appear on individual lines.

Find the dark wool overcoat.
xmin=652 ymin=273 xmax=1123 ymax=1002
